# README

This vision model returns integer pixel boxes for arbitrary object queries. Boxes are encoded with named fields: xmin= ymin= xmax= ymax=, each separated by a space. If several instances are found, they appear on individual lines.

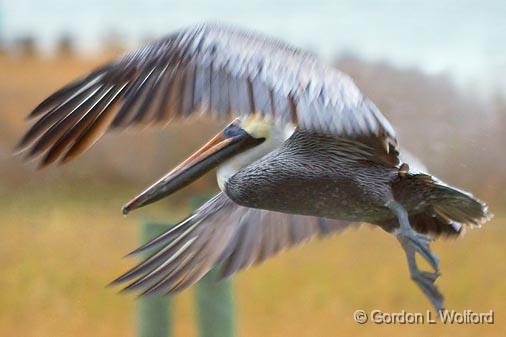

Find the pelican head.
xmin=122 ymin=116 xmax=294 ymax=214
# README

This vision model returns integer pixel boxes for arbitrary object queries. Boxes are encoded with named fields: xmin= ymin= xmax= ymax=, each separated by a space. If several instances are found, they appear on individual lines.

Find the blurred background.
xmin=1 ymin=1 xmax=505 ymax=336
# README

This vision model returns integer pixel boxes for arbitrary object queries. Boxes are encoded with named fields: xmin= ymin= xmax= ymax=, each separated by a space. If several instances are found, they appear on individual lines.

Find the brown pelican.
xmin=16 ymin=23 xmax=491 ymax=312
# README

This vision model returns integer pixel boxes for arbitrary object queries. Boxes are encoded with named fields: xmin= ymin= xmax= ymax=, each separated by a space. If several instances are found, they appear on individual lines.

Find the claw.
xmin=419 ymin=271 xmax=440 ymax=283
xmin=411 ymin=270 xmax=445 ymax=312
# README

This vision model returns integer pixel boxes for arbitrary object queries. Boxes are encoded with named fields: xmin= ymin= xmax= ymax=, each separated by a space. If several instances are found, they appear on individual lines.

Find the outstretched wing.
xmin=111 ymin=192 xmax=356 ymax=295
xmin=17 ymin=23 xmax=398 ymax=167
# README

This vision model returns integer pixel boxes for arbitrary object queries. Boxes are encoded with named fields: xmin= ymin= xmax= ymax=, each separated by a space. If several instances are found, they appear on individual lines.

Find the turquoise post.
xmin=138 ymin=222 xmax=172 ymax=337
xmin=192 ymin=196 xmax=236 ymax=337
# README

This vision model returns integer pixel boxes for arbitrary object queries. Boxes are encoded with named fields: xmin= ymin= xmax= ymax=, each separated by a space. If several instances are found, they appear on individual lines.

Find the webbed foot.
xmin=387 ymin=200 xmax=445 ymax=312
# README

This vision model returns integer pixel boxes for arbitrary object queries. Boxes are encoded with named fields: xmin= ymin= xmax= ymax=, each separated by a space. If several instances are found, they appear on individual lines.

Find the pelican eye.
xmin=224 ymin=124 xmax=245 ymax=138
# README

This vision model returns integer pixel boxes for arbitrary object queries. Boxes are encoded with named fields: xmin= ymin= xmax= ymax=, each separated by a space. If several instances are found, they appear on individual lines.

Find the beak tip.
xmin=122 ymin=195 xmax=143 ymax=215
xmin=122 ymin=205 xmax=131 ymax=215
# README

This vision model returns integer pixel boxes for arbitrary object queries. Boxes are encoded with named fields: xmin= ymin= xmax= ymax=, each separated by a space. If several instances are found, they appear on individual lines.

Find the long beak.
xmin=122 ymin=127 xmax=263 ymax=214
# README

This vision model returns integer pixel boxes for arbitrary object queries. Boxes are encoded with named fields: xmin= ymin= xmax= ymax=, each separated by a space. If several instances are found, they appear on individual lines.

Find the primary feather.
xmin=17 ymin=23 xmax=398 ymax=167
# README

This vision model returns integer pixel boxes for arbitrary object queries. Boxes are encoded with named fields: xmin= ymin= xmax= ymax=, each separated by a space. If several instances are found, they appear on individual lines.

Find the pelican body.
xmin=224 ymin=128 xmax=397 ymax=222
xmin=17 ymin=23 xmax=491 ymax=312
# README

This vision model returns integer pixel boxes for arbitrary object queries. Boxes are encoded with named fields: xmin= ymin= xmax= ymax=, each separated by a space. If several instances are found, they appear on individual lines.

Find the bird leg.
xmin=387 ymin=200 xmax=445 ymax=312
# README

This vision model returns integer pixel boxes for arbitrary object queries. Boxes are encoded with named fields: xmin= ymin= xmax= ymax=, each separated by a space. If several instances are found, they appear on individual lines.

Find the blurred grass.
xmin=1 ymin=188 xmax=504 ymax=337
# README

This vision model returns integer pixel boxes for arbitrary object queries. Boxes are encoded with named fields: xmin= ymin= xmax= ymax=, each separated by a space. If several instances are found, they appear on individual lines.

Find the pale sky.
xmin=2 ymin=0 xmax=505 ymax=95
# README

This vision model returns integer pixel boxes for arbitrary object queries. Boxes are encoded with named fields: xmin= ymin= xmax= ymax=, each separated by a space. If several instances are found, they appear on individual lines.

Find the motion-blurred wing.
xmin=111 ymin=192 xmax=356 ymax=295
xmin=17 ymin=23 xmax=398 ymax=167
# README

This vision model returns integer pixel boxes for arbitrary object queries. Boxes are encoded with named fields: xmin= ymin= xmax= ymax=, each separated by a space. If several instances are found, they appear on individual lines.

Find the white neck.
xmin=216 ymin=123 xmax=295 ymax=191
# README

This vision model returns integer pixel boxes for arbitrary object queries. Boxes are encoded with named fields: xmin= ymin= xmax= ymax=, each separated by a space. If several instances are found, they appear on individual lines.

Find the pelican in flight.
xmin=17 ymin=23 xmax=490 ymax=311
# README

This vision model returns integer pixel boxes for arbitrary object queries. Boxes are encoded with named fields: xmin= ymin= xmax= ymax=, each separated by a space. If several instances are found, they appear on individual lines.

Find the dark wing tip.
xmin=12 ymin=140 xmax=31 ymax=156
xmin=14 ymin=130 xmax=38 ymax=153
xmin=108 ymin=274 xmax=133 ymax=287
xmin=27 ymin=98 xmax=57 ymax=120
xmin=28 ymin=103 xmax=51 ymax=120
xmin=123 ymin=246 xmax=144 ymax=258
xmin=26 ymin=66 xmax=109 ymax=120
xmin=109 ymin=259 xmax=153 ymax=285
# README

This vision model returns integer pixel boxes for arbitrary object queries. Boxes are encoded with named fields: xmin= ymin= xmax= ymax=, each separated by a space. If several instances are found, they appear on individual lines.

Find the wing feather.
xmin=110 ymin=192 xmax=357 ymax=295
xmin=19 ymin=23 xmax=398 ymax=166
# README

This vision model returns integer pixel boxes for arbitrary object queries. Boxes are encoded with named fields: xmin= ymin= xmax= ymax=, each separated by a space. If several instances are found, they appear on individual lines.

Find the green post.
xmin=195 ymin=270 xmax=235 ymax=337
xmin=138 ymin=222 xmax=172 ymax=337
xmin=192 ymin=197 xmax=235 ymax=337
